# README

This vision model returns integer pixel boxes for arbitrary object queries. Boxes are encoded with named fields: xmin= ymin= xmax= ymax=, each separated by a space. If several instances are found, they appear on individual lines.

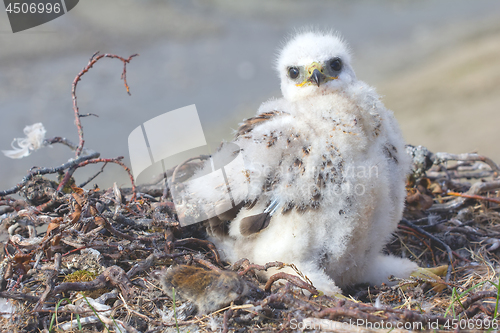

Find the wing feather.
xmin=235 ymin=111 xmax=287 ymax=138
xmin=204 ymin=110 xmax=292 ymax=236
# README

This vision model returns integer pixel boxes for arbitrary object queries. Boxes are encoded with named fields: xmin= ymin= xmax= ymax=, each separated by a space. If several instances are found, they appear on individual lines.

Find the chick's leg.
xmin=361 ymin=254 xmax=418 ymax=286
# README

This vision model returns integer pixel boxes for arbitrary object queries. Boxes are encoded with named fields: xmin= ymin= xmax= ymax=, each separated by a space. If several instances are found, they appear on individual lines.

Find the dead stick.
xmin=76 ymin=157 xmax=136 ymax=201
xmin=44 ymin=137 xmax=86 ymax=153
xmin=0 ymin=152 xmax=99 ymax=196
xmin=53 ymin=275 xmax=107 ymax=295
xmin=456 ymin=291 xmax=497 ymax=314
xmin=126 ymin=253 xmax=158 ymax=278
xmin=95 ymin=215 xmax=154 ymax=243
xmin=447 ymin=191 xmax=500 ymax=205
xmin=400 ymin=219 xmax=453 ymax=282
xmin=222 ymin=308 xmax=233 ymax=333
xmin=314 ymin=307 xmax=384 ymax=323
xmin=429 ymin=180 xmax=500 ymax=212
xmin=264 ymin=272 xmax=318 ymax=295
xmin=72 ymin=52 xmax=138 ymax=158
xmin=54 ymin=52 xmax=137 ymax=192
xmin=192 ymin=258 xmax=223 ymax=273
xmin=103 ymin=265 xmax=138 ymax=299
xmin=78 ymin=162 xmax=107 ymax=188
xmin=432 ymin=152 xmax=500 ymax=177
xmin=33 ymin=253 xmax=61 ymax=311
xmin=54 ymin=266 xmax=137 ymax=299
xmin=56 ymin=166 xmax=77 ymax=191
xmin=0 ymin=291 xmax=39 ymax=303
xmin=174 ymin=238 xmax=221 ymax=264
xmin=238 ymin=261 xmax=285 ymax=277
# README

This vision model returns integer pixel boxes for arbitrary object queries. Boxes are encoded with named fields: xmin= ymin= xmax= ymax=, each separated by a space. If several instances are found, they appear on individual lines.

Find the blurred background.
xmin=1 ymin=0 xmax=499 ymax=191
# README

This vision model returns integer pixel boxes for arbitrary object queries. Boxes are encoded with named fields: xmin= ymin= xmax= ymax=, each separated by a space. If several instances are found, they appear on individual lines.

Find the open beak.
xmin=296 ymin=62 xmax=337 ymax=87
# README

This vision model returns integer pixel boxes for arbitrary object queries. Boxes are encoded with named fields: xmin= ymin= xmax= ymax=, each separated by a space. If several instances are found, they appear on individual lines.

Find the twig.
xmin=264 ymin=272 xmax=318 ymax=295
xmin=44 ymin=137 xmax=87 ymax=153
xmin=173 ymin=238 xmax=221 ymax=264
xmin=463 ymin=302 xmax=495 ymax=318
xmin=75 ymin=157 xmax=136 ymax=201
xmin=126 ymin=252 xmax=173 ymax=278
xmin=398 ymin=225 xmax=437 ymax=265
xmin=428 ymin=170 xmax=494 ymax=180
xmin=222 ymin=308 xmax=233 ymax=333
xmin=79 ymin=113 xmax=99 ymax=118
xmin=118 ymin=293 xmax=151 ymax=322
xmin=50 ymin=52 xmax=138 ymax=193
xmin=72 ymin=52 xmax=138 ymax=158
xmin=432 ymin=152 xmax=500 ymax=177
xmin=78 ymin=162 xmax=107 ymax=188
xmin=56 ymin=166 xmax=77 ymax=192
xmin=33 ymin=253 xmax=62 ymax=311
xmin=0 ymin=151 xmax=99 ymax=197
xmin=429 ymin=180 xmax=500 ymax=212
xmin=456 ymin=291 xmax=497 ymax=314
xmin=53 ymin=266 xmax=138 ymax=300
xmin=94 ymin=215 xmax=156 ymax=244
xmin=400 ymin=219 xmax=453 ymax=282
xmin=314 ymin=307 xmax=385 ymax=323
xmin=447 ymin=191 xmax=500 ymax=205
xmin=237 ymin=261 xmax=285 ymax=277
xmin=0 ymin=291 xmax=39 ymax=302
xmin=192 ymin=257 xmax=223 ymax=273
xmin=52 ymin=274 xmax=108 ymax=295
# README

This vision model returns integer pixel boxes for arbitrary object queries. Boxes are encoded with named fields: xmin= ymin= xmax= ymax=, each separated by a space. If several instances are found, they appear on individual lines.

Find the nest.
xmin=1 ymin=53 xmax=500 ymax=333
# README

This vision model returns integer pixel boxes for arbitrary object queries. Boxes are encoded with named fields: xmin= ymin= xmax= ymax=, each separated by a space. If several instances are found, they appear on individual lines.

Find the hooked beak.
xmin=310 ymin=69 xmax=325 ymax=87
xmin=296 ymin=62 xmax=337 ymax=87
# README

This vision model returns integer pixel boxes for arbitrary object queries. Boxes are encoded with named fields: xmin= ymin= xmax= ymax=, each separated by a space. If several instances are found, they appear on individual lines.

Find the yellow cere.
xmin=296 ymin=62 xmax=338 ymax=87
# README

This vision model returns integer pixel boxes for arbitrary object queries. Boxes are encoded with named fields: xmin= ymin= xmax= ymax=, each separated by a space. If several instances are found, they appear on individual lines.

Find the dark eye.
xmin=329 ymin=58 xmax=342 ymax=72
xmin=288 ymin=67 xmax=299 ymax=79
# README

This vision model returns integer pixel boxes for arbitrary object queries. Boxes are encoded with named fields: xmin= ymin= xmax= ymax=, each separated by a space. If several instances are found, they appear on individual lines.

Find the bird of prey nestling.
xmin=178 ymin=30 xmax=417 ymax=295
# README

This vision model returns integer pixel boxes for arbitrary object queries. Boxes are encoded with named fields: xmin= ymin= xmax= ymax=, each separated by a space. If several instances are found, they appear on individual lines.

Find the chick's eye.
xmin=329 ymin=58 xmax=342 ymax=72
xmin=288 ymin=67 xmax=299 ymax=79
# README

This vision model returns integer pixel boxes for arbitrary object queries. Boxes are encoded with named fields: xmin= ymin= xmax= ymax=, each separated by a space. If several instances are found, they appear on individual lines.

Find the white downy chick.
xmin=181 ymin=30 xmax=417 ymax=295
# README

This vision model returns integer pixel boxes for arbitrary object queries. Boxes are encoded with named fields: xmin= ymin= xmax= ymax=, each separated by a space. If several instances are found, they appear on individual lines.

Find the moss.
xmin=63 ymin=270 xmax=97 ymax=283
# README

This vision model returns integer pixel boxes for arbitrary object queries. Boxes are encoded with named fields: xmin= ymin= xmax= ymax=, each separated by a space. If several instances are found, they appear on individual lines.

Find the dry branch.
xmin=265 ymin=272 xmax=319 ymax=295
xmin=0 ymin=151 xmax=100 ymax=197
xmin=1 ymin=53 xmax=138 ymax=199
xmin=71 ymin=52 xmax=138 ymax=158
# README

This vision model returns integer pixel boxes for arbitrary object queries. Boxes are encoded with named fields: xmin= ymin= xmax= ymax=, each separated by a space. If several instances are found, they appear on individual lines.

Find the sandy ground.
xmin=379 ymin=25 xmax=500 ymax=160
xmin=0 ymin=0 xmax=499 ymax=191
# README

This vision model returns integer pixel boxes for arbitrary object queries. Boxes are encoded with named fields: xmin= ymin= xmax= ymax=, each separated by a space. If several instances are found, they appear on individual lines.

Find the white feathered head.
xmin=276 ymin=31 xmax=356 ymax=101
